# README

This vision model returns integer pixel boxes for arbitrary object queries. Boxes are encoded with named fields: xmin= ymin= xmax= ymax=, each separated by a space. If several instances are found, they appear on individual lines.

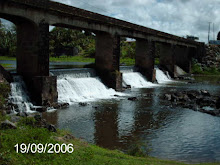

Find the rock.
xmin=171 ymin=94 xmax=178 ymax=102
xmin=17 ymin=112 xmax=28 ymax=117
xmin=0 ymin=120 xmax=17 ymax=129
xmin=216 ymin=98 xmax=220 ymax=109
xmin=51 ymin=103 xmax=69 ymax=109
xmin=164 ymin=94 xmax=172 ymax=101
xmin=1 ymin=110 xmax=7 ymax=116
xmin=47 ymin=124 xmax=57 ymax=132
xmin=114 ymin=95 xmax=120 ymax=97
xmin=79 ymin=102 xmax=88 ymax=106
xmin=200 ymin=90 xmax=211 ymax=97
xmin=64 ymin=133 xmax=75 ymax=140
xmin=93 ymin=106 xmax=98 ymax=109
xmin=128 ymin=97 xmax=138 ymax=101
xmin=60 ymin=103 xmax=69 ymax=109
xmin=199 ymin=109 xmax=220 ymax=117
xmin=36 ymin=107 xmax=47 ymax=112
xmin=187 ymin=91 xmax=199 ymax=100
xmin=125 ymin=85 xmax=131 ymax=89
xmin=40 ymin=119 xmax=48 ymax=128
xmin=10 ymin=115 xmax=21 ymax=123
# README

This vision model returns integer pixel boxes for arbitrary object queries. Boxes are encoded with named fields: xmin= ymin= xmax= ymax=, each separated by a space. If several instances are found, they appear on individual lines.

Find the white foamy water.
xmin=9 ymin=76 xmax=40 ymax=113
xmin=123 ymin=72 xmax=157 ymax=88
xmin=156 ymin=68 xmax=172 ymax=84
xmin=57 ymin=74 xmax=125 ymax=104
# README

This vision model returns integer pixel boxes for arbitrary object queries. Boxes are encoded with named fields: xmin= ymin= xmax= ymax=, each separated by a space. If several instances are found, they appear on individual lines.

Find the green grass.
xmin=192 ymin=63 xmax=220 ymax=75
xmin=155 ymin=58 xmax=159 ymax=65
xmin=0 ymin=114 xmax=219 ymax=165
xmin=0 ymin=55 xmax=158 ymax=67
xmin=0 ymin=56 xmax=16 ymax=61
xmin=50 ymin=56 xmax=95 ymax=63
xmin=120 ymin=58 xmax=135 ymax=66
xmin=1 ymin=63 xmax=13 ymax=69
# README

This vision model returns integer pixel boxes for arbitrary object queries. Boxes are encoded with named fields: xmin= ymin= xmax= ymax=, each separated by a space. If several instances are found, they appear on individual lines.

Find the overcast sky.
xmin=1 ymin=0 xmax=219 ymax=43
xmin=51 ymin=0 xmax=220 ymax=43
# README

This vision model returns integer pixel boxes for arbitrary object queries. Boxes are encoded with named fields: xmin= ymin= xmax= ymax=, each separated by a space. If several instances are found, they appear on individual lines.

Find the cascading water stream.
xmin=8 ymin=76 xmax=40 ymax=113
xmin=122 ymin=67 xmax=172 ymax=88
xmin=51 ymin=68 xmax=125 ymax=104
xmin=155 ymin=68 xmax=172 ymax=84
xmin=122 ymin=72 xmax=158 ymax=88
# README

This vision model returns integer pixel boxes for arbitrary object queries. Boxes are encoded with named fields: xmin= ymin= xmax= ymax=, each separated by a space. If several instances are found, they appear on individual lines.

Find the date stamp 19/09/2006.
xmin=14 ymin=143 xmax=74 ymax=154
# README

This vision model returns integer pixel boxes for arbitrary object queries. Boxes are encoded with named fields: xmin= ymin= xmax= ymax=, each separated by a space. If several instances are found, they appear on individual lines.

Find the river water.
xmin=2 ymin=59 xmax=220 ymax=163
xmin=45 ymin=69 xmax=220 ymax=164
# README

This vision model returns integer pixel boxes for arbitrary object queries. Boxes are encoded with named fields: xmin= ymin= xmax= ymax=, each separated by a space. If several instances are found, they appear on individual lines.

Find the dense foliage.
xmin=0 ymin=20 xmax=17 ymax=57
xmin=49 ymin=27 xmax=95 ymax=57
xmin=121 ymin=41 xmax=136 ymax=59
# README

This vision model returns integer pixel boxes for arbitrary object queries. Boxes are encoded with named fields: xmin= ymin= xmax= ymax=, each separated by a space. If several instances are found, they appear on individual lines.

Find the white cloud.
xmin=52 ymin=0 xmax=220 ymax=43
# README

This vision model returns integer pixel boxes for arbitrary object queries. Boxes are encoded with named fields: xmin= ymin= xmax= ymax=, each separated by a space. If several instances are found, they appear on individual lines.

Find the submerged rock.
xmin=163 ymin=90 xmax=220 ymax=117
xmin=216 ymin=98 xmax=220 ymax=109
xmin=36 ymin=107 xmax=47 ymax=113
xmin=128 ymin=97 xmax=138 ymax=101
xmin=79 ymin=102 xmax=88 ymax=106
xmin=164 ymin=94 xmax=172 ymax=101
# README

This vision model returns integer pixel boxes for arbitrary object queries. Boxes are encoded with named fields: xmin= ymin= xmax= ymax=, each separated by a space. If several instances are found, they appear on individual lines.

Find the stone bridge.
xmin=0 ymin=0 xmax=206 ymax=105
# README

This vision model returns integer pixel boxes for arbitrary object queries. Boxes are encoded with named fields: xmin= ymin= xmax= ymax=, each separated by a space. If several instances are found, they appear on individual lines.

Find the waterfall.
xmin=121 ymin=67 xmax=157 ymax=88
xmin=8 ymin=76 xmax=40 ymax=113
xmin=122 ymin=72 xmax=157 ymax=88
xmin=8 ymin=68 xmax=172 ymax=112
xmin=155 ymin=68 xmax=172 ymax=84
xmin=54 ymin=69 xmax=125 ymax=104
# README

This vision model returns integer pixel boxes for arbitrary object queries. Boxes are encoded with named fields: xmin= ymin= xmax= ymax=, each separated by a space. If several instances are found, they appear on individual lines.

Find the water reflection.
xmin=94 ymin=102 xmax=120 ymax=149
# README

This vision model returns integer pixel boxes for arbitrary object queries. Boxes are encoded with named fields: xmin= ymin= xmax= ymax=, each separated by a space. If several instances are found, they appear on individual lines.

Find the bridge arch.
xmin=0 ymin=13 xmax=49 ymax=77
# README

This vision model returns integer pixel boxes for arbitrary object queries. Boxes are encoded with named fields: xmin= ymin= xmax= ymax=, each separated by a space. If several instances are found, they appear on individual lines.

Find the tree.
xmin=0 ymin=20 xmax=17 ymax=57
xmin=49 ymin=27 xmax=95 ymax=57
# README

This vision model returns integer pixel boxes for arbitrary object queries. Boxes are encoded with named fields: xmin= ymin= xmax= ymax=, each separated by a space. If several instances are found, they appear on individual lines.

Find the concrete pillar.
xmin=95 ymin=32 xmax=122 ymax=91
xmin=158 ymin=43 xmax=176 ymax=78
xmin=175 ymin=46 xmax=191 ymax=73
xmin=16 ymin=19 xmax=57 ymax=106
xmin=196 ymin=43 xmax=206 ymax=63
xmin=32 ymin=76 xmax=58 ymax=106
xmin=135 ymin=39 xmax=156 ymax=82
xmin=16 ymin=20 xmax=49 ymax=77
